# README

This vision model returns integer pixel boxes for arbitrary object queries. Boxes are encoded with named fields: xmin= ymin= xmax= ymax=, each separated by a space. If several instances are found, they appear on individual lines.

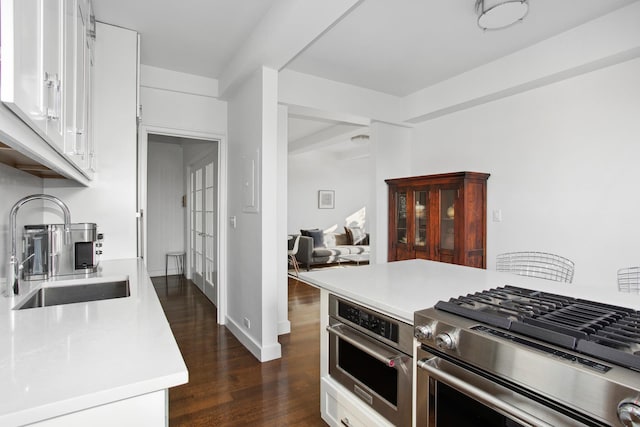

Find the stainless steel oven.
xmin=414 ymin=286 xmax=640 ymax=427
xmin=327 ymin=294 xmax=413 ymax=426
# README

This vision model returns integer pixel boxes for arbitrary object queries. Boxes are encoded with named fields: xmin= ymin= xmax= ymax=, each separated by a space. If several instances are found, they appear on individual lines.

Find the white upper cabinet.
xmin=1 ymin=0 xmax=95 ymax=178
xmin=63 ymin=0 xmax=95 ymax=172
xmin=1 ymin=0 xmax=49 ymax=140
xmin=42 ymin=0 xmax=65 ymax=150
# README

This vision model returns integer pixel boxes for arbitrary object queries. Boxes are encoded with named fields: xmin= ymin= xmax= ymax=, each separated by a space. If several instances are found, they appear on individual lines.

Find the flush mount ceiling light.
xmin=475 ymin=0 xmax=529 ymax=31
xmin=350 ymin=134 xmax=370 ymax=144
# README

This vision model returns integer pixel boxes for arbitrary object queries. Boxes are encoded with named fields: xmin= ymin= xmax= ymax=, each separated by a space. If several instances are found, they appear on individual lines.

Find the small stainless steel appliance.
xmin=327 ymin=294 xmax=413 ymax=426
xmin=22 ymin=223 xmax=102 ymax=280
xmin=414 ymin=285 xmax=640 ymax=426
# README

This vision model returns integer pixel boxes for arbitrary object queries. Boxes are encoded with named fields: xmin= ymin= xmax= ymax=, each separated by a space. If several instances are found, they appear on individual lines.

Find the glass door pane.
xmin=440 ymin=189 xmax=456 ymax=250
xmin=192 ymin=168 xmax=204 ymax=290
xmin=204 ymin=161 xmax=216 ymax=294
xmin=414 ymin=190 xmax=428 ymax=247
xmin=396 ymin=192 xmax=407 ymax=245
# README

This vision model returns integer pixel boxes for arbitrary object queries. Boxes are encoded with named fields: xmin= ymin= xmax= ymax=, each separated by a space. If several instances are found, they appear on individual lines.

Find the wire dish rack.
xmin=496 ymin=251 xmax=575 ymax=283
xmin=617 ymin=266 xmax=640 ymax=293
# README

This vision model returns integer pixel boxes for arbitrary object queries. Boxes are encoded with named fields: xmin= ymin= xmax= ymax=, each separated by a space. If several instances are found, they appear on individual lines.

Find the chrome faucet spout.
xmin=8 ymin=194 xmax=72 ymax=295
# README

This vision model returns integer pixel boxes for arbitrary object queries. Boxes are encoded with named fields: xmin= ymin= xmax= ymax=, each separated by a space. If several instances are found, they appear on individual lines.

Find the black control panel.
xmin=338 ymin=300 xmax=399 ymax=343
xmin=472 ymin=325 xmax=612 ymax=373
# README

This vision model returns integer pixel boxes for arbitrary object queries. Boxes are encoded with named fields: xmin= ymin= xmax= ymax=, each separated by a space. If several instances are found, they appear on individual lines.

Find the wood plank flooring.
xmin=152 ymin=275 xmax=327 ymax=426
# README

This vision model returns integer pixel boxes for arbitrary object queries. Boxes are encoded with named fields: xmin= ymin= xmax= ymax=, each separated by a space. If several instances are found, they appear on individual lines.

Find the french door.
xmin=190 ymin=152 xmax=217 ymax=305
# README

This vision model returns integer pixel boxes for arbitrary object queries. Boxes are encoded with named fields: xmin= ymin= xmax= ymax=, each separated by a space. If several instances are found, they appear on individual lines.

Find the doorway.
xmin=139 ymin=126 xmax=227 ymax=324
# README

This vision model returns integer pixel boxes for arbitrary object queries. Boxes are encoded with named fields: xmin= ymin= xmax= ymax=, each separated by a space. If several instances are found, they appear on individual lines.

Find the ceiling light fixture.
xmin=475 ymin=0 xmax=529 ymax=31
xmin=350 ymin=134 xmax=370 ymax=144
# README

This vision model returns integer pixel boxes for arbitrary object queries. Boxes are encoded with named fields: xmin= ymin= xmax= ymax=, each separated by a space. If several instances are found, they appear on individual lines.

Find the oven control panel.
xmin=338 ymin=301 xmax=399 ymax=343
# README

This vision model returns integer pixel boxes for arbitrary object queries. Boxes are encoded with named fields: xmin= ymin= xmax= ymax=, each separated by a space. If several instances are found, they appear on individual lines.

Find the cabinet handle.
xmin=44 ymin=72 xmax=61 ymax=121
xmin=43 ymin=72 xmax=52 ymax=119
xmin=74 ymin=130 xmax=85 ymax=156
xmin=340 ymin=417 xmax=352 ymax=426
xmin=53 ymin=75 xmax=61 ymax=121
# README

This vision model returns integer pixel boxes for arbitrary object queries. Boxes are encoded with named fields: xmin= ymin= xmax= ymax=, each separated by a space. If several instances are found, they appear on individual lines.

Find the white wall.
xmin=227 ymin=67 xmax=281 ymax=362
xmin=44 ymin=23 xmax=138 ymax=260
xmin=369 ymin=122 xmax=412 ymax=264
xmin=147 ymin=141 xmax=185 ymax=277
xmin=288 ymin=151 xmax=371 ymax=235
xmin=140 ymin=66 xmax=226 ymax=135
xmin=0 ymin=164 xmax=44 ymax=285
xmin=411 ymin=57 xmax=640 ymax=288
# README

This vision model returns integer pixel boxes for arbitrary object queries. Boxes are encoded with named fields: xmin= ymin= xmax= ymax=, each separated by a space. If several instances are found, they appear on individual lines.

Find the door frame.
xmin=139 ymin=125 xmax=228 ymax=325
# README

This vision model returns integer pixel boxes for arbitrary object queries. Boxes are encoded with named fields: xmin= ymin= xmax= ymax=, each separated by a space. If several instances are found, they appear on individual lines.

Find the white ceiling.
xmin=286 ymin=0 xmax=638 ymax=97
xmin=92 ymin=0 xmax=278 ymax=77
xmin=92 ymin=0 xmax=639 ymax=155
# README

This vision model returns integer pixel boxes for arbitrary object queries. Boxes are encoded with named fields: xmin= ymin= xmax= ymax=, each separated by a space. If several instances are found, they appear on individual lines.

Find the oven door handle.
xmin=417 ymin=357 xmax=555 ymax=427
xmin=327 ymin=323 xmax=408 ymax=368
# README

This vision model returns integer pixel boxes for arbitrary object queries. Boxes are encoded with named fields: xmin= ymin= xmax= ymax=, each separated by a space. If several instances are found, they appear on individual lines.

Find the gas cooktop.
xmin=435 ymin=285 xmax=640 ymax=371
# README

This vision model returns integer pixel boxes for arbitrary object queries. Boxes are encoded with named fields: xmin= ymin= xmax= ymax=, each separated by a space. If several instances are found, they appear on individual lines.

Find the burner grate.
xmin=435 ymin=285 xmax=640 ymax=370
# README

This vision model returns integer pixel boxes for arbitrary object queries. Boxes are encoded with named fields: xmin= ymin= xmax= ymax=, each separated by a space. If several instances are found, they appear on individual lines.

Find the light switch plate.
xmin=492 ymin=209 xmax=502 ymax=222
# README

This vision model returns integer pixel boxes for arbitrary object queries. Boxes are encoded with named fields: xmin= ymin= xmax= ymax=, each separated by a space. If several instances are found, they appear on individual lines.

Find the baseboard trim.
xmin=225 ymin=316 xmax=282 ymax=362
xmin=278 ymin=319 xmax=291 ymax=335
xmin=148 ymin=268 xmax=181 ymax=277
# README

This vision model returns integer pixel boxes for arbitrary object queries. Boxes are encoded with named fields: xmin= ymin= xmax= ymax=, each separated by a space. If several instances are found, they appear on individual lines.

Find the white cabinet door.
xmin=84 ymin=0 xmax=96 ymax=174
xmin=63 ymin=0 xmax=92 ymax=170
xmin=0 ymin=0 xmax=48 ymax=136
xmin=42 ymin=0 xmax=65 ymax=151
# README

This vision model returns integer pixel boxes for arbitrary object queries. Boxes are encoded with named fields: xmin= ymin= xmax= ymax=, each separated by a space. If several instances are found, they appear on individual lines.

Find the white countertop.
xmin=0 ymin=258 xmax=188 ymax=427
xmin=299 ymin=259 xmax=640 ymax=324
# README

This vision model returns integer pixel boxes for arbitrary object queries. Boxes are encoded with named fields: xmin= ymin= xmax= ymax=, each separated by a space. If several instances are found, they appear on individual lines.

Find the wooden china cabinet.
xmin=386 ymin=171 xmax=490 ymax=268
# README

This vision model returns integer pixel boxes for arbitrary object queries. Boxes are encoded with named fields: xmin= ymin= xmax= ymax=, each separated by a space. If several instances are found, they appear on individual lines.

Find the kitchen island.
xmin=300 ymin=259 xmax=640 ymax=324
xmin=0 ymin=258 xmax=188 ymax=427
xmin=300 ymin=259 xmax=640 ymax=427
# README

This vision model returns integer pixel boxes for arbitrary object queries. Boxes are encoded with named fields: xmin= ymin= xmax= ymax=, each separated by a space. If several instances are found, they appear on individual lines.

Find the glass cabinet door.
xmin=414 ymin=190 xmax=428 ymax=247
xmin=396 ymin=191 xmax=407 ymax=245
xmin=440 ymin=189 xmax=456 ymax=250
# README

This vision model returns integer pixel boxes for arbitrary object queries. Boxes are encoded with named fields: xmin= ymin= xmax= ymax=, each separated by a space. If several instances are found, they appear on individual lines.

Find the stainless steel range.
xmin=414 ymin=285 xmax=640 ymax=427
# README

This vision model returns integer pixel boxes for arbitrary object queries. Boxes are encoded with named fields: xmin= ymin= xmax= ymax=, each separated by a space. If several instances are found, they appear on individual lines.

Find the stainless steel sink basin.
xmin=14 ymin=280 xmax=130 ymax=310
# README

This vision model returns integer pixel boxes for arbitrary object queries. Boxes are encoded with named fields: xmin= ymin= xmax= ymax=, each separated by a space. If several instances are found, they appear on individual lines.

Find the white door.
xmin=190 ymin=152 xmax=217 ymax=305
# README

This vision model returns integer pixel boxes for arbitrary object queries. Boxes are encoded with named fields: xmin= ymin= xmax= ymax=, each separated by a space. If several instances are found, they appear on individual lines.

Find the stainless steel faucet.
xmin=8 ymin=194 xmax=71 ymax=295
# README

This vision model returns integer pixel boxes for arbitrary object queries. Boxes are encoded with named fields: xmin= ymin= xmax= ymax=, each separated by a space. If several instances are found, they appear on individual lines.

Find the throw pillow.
xmin=345 ymin=226 xmax=366 ymax=245
xmin=300 ymin=229 xmax=324 ymax=248
xmin=323 ymin=233 xmax=336 ymax=248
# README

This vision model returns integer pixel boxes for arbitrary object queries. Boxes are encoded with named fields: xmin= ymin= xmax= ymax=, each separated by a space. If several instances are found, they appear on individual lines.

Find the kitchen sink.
xmin=14 ymin=279 xmax=130 ymax=310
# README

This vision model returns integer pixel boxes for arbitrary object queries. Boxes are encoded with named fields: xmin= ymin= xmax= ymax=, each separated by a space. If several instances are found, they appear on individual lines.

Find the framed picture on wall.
xmin=318 ymin=190 xmax=335 ymax=209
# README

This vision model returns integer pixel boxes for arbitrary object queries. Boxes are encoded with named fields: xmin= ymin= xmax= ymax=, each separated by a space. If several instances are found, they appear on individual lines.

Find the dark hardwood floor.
xmin=152 ymin=275 xmax=326 ymax=426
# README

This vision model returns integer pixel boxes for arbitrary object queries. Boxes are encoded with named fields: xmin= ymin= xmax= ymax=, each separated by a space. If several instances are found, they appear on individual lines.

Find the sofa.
xmin=292 ymin=228 xmax=370 ymax=271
